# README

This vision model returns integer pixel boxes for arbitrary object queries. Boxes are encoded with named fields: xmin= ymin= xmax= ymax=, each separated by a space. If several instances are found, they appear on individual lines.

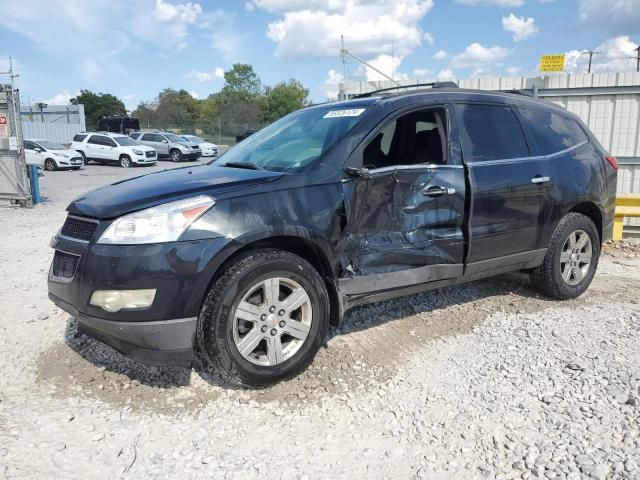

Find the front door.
xmin=140 ymin=133 xmax=169 ymax=156
xmin=455 ymin=102 xmax=553 ymax=263
xmin=339 ymin=106 xmax=466 ymax=296
xmin=24 ymin=140 xmax=44 ymax=166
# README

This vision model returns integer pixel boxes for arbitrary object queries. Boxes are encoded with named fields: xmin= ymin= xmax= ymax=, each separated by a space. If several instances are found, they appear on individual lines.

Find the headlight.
xmin=133 ymin=149 xmax=143 ymax=155
xmin=90 ymin=289 xmax=156 ymax=312
xmin=55 ymin=153 xmax=69 ymax=158
xmin=98 ymin=195 xmax=215 ymax=245
xmin=179 ymin=145 xmax=189 ymax=152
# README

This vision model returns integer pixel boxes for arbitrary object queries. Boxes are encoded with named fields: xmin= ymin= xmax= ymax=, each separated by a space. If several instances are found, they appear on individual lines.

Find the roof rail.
xmin=501 ymin=89 xmax=535 ymax=97
xmin=352 ymin=82 xmax=459 ymax=99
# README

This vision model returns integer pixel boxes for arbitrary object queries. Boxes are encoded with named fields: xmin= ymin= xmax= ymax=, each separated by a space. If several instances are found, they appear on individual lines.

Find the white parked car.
xmin=70 ymin=132 xmax=157 ymax=168
xmin=24 ymin=140 xmax=84 ymax=171
xmin=181 ymin=135 xmax=218 ymax=157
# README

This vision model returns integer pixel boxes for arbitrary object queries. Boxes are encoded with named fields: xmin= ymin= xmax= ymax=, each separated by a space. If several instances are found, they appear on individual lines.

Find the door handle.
xmin=531 ymin=176 xmax=551 ymax=184
xmin=422 ymin=185 xmax=455 ymax=197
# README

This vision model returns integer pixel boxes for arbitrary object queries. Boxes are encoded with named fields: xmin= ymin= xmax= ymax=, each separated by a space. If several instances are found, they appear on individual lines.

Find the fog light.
xmin=89 ymin=289 xmax=156 ymax=313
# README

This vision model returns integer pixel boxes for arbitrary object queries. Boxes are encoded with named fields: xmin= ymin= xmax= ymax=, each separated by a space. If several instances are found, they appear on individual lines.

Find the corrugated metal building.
xmin=20 ymin=104 xmax=86 ymax=144
xmin=346 ymin=73 xmax=640 ymax=227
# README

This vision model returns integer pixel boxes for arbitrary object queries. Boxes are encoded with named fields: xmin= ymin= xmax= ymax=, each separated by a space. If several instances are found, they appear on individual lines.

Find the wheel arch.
xmin=568 ymin=201 xmax=603 ymax=242
xmin=201 ymin=234 xmax=343 ymax=327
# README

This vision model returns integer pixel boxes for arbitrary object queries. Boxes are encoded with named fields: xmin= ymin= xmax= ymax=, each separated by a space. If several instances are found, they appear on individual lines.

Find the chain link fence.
xmin=135 ymin=118 xmax=264 ymax=146
xmin=0 ymin=85 xmax=30 ymax=204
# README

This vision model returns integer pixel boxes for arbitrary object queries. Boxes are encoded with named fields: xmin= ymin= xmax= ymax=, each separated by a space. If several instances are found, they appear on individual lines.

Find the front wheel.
xmin=530 ymin=213 xmax=600 ymax=299
xmin=119 ymin=155 xmax=132 ymax=168
xmin=198 ymin=250 xmax=329 ymax=386
xmin=170 ymin=149 xmax=183 ymax=162
xmin=44 ymin=158 xmax=57 ymax=171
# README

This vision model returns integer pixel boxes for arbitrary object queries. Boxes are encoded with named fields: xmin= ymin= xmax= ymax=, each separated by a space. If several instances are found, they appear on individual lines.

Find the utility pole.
xmin=635 ymin=46 xmax=640 ymax=73
xmin=340 ymin=36 xmax=400 ymax=87
xmin=581 ymin=50 xmax=601 ymax=73
xmin=340 ymin=35 xmax=347 ymax=100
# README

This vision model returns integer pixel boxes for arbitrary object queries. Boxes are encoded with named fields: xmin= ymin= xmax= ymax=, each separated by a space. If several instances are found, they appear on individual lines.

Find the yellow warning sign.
xmin=540 ymin=54 xmax=565 ymax=72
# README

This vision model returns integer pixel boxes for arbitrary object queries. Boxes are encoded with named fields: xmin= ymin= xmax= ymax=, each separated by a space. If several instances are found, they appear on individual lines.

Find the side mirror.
xmin=344 ymin=166 xmax=372 ymax=180
xmin=34 ymin=147 xmax=43 ymax=153
xmin=162 ymin=139 xmax=168 ymax=143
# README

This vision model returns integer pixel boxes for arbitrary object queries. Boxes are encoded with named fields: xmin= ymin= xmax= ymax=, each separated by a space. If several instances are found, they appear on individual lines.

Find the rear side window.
xmin=141 ymin=133 xmax=162 ymax=142
xmin=457 ymin=104 xmax=529 ymax=162
xmin=73 ymin=134 xmax=88 ymax=142
xmin=518 ymin=107 xmax=588 ymax=156
xmin=87 ymin=135 xmax=104 ymax=145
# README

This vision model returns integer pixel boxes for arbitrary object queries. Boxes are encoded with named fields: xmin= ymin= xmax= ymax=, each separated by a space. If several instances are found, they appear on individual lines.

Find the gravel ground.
xmin=1 ymin=163 xmax=639 ymax=479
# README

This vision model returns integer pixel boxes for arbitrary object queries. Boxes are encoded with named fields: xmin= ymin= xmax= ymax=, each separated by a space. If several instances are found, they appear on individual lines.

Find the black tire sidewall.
xmin=170 ymin=149 xmax=182 ymax=162
xmin=44 ymin=159 xmax=56 ymax=171
xmin=549 ymin=215 xmax=600 ymax=298
xmin=79 ymin=151 xmax=89 ymax=165
xmin=202 ymin=253 xmax=329 ymax=385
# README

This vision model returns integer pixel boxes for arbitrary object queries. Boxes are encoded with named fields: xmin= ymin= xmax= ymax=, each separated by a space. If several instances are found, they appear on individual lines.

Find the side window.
xmin=24 ymin=140 xmax=36 ymax=150
xmin=518 ymin=107 xmax=588 ymax=156
xmin=87 ymin=135 xmax=103 ymax=145
xmin=103 ymin=137 xmax=117 ymax=147
xmin=363 ymin=108 xmax=448 ymax=169
xmin=142 ymin=133 xmax=160 ymax=142
xmin=458 ymin=104 xmax=529 ymax=162
xmin=73 ymin=134 xmax=88 ymax=142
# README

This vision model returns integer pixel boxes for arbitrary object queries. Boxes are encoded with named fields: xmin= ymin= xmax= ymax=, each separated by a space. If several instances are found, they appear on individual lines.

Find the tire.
xmin=119 ymin=155 xmax=132 ymax=168
xmin=44 ymin=158 xmax=57 ymax=171
xmin=170 ymin=149 xmax=183 ymax=162
xmin=530 ymin=213 xmax=600 ymax=300
xmin=72 ymin=167 xmax=81 ymax=170
xmin=198 ymin=250 xmax=330 ymax=386
xmin=78 ymin=151 xmax=89 ymax=165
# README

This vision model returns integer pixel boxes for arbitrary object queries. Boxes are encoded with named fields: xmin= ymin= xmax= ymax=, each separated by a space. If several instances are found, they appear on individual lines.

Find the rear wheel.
xmin=78 ymin=151 xmax=89 ymax=165
xmin=44 ymin=159 xmax=56 ymax=171
xmin=170 ymin=149 xmax=183 ymax=162
xmin=198 ymin=250 xmax=329 ymax=386
xmin=119 ymin=155 xmax=132 ymax=168
xmin=530 ymin=213 xmax=600 ymax=299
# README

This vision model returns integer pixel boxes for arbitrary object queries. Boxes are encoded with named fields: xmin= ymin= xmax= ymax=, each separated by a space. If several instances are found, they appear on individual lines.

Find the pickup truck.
xmin=48 ymin=85 xmax=618 ymax=386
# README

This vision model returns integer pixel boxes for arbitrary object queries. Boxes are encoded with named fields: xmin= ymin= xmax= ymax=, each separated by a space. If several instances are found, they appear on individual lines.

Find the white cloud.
xmin=433 ymin=49 xmax=448 ymax=60
xmin=365 ymin=54 xmax=407 ymax=81
xmin=258 ymin=0 xmax=434 ymax=60
xmin=153 ymin=0 xmax=202 ymax=23
xmin=455 ymin=0 xmax=524 ymax=5
xmin=185 ymin=67 xmax=225 ymax=82
xmin=451 ymin=43 xmax=511 ymax=68
xmin=502 ymin=13 xmax=538 ymax=42
xmin=189 ymin=90 xmax=200 ymax=99
xmin=413 ymin=68 xmax=434 ymax=79
xmin=564 ymin=36 xmax=639 ymax=73
xmin=505 ymin=66 xmax=521 ymax=76
xmin=423 ymin=32 xmax=435 ymax=46
xmin=436 ymin=69 xmax=456 ymax=81
xmin=578 ymin=0 xmax=640 ymax=35
xmin=323 ymin=69 xmax=344 ymax=99
xmin=245 ymin=2 xmax=255 ymax=11
xmin=43 ymin=90 xmax=80 ymax=105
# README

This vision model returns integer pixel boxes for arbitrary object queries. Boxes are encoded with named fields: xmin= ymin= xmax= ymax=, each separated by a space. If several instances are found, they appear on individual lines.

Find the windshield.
xmin=184 ymin=135 xmax=204 ymax=143
xmin=115 ymin=136 xmax=139 ymax=146
xmin=212 ymin=106 xmax=368 ymax=172
xmin=165 ymin=133 xmax=186 ymax=143
xmin=38 ymin=141 xmax=67 ymax=150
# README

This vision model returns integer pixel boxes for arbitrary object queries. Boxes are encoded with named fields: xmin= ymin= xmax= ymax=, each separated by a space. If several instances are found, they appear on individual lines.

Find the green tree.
xmin=132 ymin=101 xmax=158 ymax=129
xmin=71 ymin=90 xmax=126 ymax=129
xmin=221 ymin=63 xmax=261 ymax=100
xmin=154 ymin=88 xmax=199 ymax=131
xmin=260 ymin=79 xmax=310 ymax=124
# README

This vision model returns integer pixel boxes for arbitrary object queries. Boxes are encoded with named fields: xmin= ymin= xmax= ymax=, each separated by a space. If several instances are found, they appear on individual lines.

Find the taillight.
xmin=605 ymin=155 xmax=619 ymax=171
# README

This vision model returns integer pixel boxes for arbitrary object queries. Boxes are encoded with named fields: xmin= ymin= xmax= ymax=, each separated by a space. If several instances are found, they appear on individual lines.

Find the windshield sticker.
xmin=323 ymin=108 xmax=366 ymax=119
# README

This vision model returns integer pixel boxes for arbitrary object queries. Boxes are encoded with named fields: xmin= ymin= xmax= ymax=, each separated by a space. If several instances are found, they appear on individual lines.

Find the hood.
xmin=67 ymin=165 xmax=284 ymax=219
xmin=176 ymin=141 xmax=199 ymax=149
xmin=200 ymin=142 xmax=218 ymax=149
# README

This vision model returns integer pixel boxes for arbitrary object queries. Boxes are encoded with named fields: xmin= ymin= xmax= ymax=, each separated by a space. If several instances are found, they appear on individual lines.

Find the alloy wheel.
xmin=232 ymin=277 xmax=312 ymax=366
xmin=44 ymin=159 xmax=56 ymax=171
xmin=120 ymin=156 xmax=131 ymax=168
xmin=560 ymin=229 xmax=592 ymax=286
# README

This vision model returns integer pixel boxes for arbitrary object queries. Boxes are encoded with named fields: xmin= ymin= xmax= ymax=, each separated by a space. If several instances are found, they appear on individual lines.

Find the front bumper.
xmin=50 ymin=293 xmax=196 ymax=366
xmin=48 ymin=231 xmax=232 ymax=366
xmin=183 ymin=150 xmax=202 ymax=160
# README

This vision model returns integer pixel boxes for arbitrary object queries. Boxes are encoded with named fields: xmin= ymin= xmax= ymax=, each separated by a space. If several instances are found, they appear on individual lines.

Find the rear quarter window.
xmin=518 ymin=107 xmax=588 ymax=156
xmin=457 ymin=104 xmax=529 ymax=162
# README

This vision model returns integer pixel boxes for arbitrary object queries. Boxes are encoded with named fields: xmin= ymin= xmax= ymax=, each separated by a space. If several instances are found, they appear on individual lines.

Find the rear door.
xmin=140 ymin=133 xmax=167 ymax=156
xmin=86 ymin=135 xmax=106 ymax=160
xmin=339 ymin=105 xmax=466 ymax=296
xmin=456 ymin=102 xmax=553 ymax=264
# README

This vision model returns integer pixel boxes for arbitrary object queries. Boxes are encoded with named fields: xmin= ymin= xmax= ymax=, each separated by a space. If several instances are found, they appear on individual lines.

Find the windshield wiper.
xmin=223 ymin=161 xmax=263 ymax=170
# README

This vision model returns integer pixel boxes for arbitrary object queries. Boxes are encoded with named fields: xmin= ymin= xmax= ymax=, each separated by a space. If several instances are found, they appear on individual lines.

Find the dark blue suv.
xmin=48 ymin=85 xmax=618 ymax=385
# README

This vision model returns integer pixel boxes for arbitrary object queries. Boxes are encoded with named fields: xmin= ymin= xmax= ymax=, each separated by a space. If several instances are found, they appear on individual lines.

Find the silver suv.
xmin=130 ymin=131 xmax=202 ymax=162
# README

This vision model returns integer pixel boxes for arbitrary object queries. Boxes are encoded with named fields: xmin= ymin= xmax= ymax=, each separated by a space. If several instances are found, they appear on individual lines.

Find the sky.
xmin=1 ymin=0 xmax=639 ymax=109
